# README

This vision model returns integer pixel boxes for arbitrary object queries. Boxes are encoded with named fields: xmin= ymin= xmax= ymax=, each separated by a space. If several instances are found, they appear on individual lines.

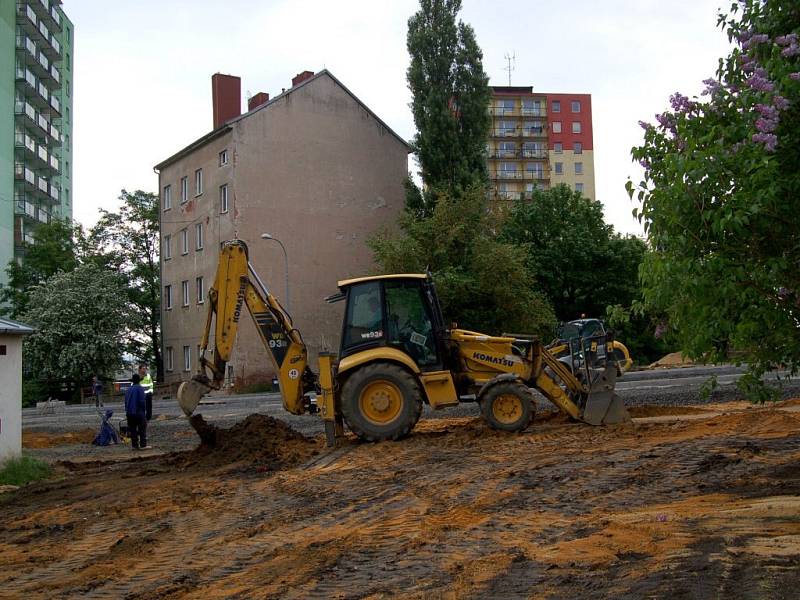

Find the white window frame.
xmin=164 ymin=284 xmax=172 ymax=310
xmin=163 ymin=184 xmax=172 ymax=211
xmin=572 ymin=121 xmax=582 ymax=134
xmin=196 ymin=276 xmax=205 ymax=304
xmin=163 ymin=234 xmax=171 ymax=260
xmin=195 ymin=168 xmax=203 ymax=196
xmin=180 ymin=228 xmax=188 ymax=255
xmin=576 ymin=182 xmax=585 ymax=193
xmin=554 ymin=142 xmax=563 ymax=154
xmin=195 ymin=223 xmax=204 ymax=251
xmin=183 ymin=345 xmax=191 ymax=372
xmin=555 ymin=162 xmax=563 ymax=175
xmin=219 ymin=149 xmax=228 ymax=166
xmin=574 ymin=142 xmax=583 ymax=154
xmin=552 ymin=121 xmax=562 ymax=134
xmin=552 ymin=100 xmax=561 ymax=113
xmin=571 ymin=100 xmax=581 ymax=113
xmin=181 ymin=280 xmax=189 ymax=307
xmin=166 ymin=346 xmax=174 ymax=371
xmin=220 ymin=184 xmax=229 ymax=213
xmin=180 ymin=176 xmax=188 ymax=203
xmin=575 ymin=162 xmax=584 ymax=175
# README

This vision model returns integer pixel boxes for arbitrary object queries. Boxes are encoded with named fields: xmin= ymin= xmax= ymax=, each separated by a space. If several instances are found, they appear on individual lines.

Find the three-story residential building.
xmin=155 ymin=70 xmax=410 ymax=386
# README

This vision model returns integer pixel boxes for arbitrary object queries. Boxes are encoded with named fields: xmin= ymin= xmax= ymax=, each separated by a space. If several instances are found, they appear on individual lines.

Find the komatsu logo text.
xmin=472 ymin=352 xmax=515 ymax=368
xmin=233 ymin=280 xmax=247 ymax=322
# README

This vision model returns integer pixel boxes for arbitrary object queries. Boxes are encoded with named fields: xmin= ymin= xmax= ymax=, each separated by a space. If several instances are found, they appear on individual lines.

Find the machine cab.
xmin=332 ymin=274 xmax=446 ymax=371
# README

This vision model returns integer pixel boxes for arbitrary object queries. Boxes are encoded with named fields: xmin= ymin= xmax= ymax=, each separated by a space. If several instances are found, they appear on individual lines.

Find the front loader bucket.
xmin=580 ymin=365 xmax=631 ymax=425
xmin=177 ymin=376 xmax=212 ymax=416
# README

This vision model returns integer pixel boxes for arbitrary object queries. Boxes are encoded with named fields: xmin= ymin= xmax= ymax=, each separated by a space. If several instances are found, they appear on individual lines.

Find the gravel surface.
xmin=22 ymin=367 xmax=800 ymax=464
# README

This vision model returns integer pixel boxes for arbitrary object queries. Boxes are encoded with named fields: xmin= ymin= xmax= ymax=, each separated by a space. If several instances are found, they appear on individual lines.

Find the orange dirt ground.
xmin=22 ymin=428 xmax=96 ymax=449
xmin=2 ymin=402 xmax=800 ymax=599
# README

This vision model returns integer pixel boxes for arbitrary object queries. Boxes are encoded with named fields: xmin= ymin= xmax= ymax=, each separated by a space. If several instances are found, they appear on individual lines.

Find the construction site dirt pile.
xmin=2 ymin=402 xmax=800 ymax=598
xmin=178 ymin=413 xmax=321 ymax=470
xmin=22 ymin=428 xmax=96 ymax=448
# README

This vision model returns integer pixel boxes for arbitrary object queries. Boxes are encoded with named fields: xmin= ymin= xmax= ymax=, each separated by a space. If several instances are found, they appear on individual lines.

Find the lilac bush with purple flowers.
xmin=627 ymin=0 xmax=800 ymax=400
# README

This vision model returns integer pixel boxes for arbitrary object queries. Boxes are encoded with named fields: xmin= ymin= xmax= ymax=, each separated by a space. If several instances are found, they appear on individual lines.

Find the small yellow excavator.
xmin=178 ymin=240 xmax=630 ymax=445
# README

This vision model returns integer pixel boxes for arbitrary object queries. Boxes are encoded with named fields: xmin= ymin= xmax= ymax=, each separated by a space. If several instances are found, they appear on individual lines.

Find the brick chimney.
xmin=291 ymin=70 xmax=315 ymax=87
xmin=248 ymin=92 xmax=270 ymax=112
xmin=212 ymin=73 xmax=241 ymax=129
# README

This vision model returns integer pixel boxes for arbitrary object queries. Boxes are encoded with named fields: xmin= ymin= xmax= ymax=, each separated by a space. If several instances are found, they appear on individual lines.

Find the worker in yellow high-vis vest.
xmin=138 ymin=364 xmax=154 ymax=421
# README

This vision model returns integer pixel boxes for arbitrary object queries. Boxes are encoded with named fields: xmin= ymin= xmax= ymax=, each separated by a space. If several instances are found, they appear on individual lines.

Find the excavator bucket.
xmin=580 ymin=364 xmax=631 ymax=425
xmin=177 ymin=376 xmax=213 ymax=416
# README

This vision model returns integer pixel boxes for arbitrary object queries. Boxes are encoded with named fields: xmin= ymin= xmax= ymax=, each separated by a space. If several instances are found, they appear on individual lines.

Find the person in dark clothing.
xmin=124 ymin=374 xmax=149 ymax=450
xmin=92 ymin=375 xmax=104 ymax=408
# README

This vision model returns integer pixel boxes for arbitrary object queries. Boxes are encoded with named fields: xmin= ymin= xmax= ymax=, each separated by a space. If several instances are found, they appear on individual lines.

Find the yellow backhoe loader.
xmin=178 ymin=240 xmax=630 ymax=445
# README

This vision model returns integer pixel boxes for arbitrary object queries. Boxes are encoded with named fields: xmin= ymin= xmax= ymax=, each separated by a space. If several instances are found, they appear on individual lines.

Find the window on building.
xmin=552 ymin=121 xmax=562 ymax=134
xmin=499 ymin=141 xmax=516 ymax=157
xmin=522 ymin=99 xmax=543 ymax=116
xmin=195 ymin=168 xmax=203 ymax=196
xmin=526 ymin=162 xmax=544 ymax=178
xmin=499 ymin=162 xmax=517 ymax=178
xmin=571 ymin=100 xmax=581 ymax=113
xmin=523 ymin=142 xmax=541 ymax=157
xmin=219 ymin=149 xmax=228 ymax=166
xmin=181 ymin=280 xmax=189 ymax=306
xmin=195 ymin=223 xmax=203 ymax=250
xmin=501 ymin=99 xmax=515 ymax=114
xmin=164 ymin=234 xmax=171 ymax=260
xmin=552 ymin=100 xmax=561 ymax=113
xmin=180 ymin=228 xmax=188 ymax=255
xmin=164 ymin=285 xmax=172 ymax=310
xmin=220 ymin=184 xmax=229 ymax=213
xmin=572 ymin=121 xmax=582 ymax=134
xmin=166 ymin=347 xmax=174 ymax=371
xmin=576 ymin=183 xmax=585 ymax=194
xmin=65 ymin=133 xmax=70 ymax=150
xmin=196 ymin=276 xmax=204 ymax=304
xmin=526 ymin=183 xmax=534 ymax=193
xmin=183 ymin=345 xmax=191 ymax=371
xmin=555 ymin=162 xmax=563 ymax=175
xmin=163 ymin=184 xmax=172 ymax=211
xmin=180 ymin=176 xmax=188 ymax=203
xmin=574 ymin=142 xmax=583 ymax=154
xmin=499 ymin=120 xmax=516 ymax=135
xmin=575 ymin=162 xmax=584 ymax=175
xmin=554 ymin=142 xmax=563 ymax=154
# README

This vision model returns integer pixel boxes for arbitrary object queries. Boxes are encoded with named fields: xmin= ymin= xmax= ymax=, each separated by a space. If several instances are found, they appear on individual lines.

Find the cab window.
xmin=342 ymin=281 xmax=384 ymax=350
xmin=384 ymin=280 xmax=438 ymax=367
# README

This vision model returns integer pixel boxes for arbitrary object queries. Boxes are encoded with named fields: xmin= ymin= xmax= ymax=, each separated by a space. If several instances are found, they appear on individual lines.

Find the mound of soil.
xmin=174 ymin=414 xmax=320 ymax=470
xmin=649 ymin=351 xmax=693 ymax=368
xmin=628 ymin=405 xmax=710 ymax=418
xmin=23 ymin=429 xmax=96 ymax=449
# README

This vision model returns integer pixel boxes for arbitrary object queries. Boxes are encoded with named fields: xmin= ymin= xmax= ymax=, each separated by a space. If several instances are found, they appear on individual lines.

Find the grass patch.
xmin=0 ymin=455 xmax=52 ymax=486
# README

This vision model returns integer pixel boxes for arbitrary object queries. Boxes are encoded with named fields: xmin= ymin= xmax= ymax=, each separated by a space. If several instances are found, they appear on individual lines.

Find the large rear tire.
xmin=480 ymin=381 xmax=535 ymax=432
xmin=340 ymin=363 xmax=423 ymax=442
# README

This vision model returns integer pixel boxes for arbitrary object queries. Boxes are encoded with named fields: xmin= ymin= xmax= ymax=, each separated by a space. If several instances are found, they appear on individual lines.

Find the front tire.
xmin=340 ymin=363 xmax=423 ymax=442
xmin=480 ymin=381 xmax=535 ymax=432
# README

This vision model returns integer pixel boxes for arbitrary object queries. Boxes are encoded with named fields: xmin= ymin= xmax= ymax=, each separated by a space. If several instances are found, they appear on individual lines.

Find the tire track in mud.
xmin=1 ymin=406 xmax=800 ymax=598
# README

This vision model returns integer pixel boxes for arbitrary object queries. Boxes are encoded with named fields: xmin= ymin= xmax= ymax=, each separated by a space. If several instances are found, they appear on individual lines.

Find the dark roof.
xmin=491 ymin=86 xmax=534 ymax=94
xmin=0 ymin=317 xmax=35 ymax=335
xmin=154 ymin=69 xmax=411 ymax=171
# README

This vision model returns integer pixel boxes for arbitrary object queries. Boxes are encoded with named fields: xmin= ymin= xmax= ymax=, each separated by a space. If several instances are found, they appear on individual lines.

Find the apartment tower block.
xmin=487 ymin=86 xmax=595 ymax=201
xmin=0 ymin=1 xmax=73 ymax=290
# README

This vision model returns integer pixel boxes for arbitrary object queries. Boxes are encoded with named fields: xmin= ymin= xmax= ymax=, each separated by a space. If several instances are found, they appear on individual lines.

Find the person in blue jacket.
xmin=124 ymin=373 xmax=149 ymax=450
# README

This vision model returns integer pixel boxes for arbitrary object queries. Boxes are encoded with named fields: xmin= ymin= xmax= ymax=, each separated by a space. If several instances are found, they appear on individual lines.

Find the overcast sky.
xmin=67 ymin=0 xmax=733 ymax=235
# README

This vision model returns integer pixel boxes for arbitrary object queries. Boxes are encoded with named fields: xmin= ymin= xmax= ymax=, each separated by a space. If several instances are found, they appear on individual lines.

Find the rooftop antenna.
xmin=504 ymin=51 xmax=516 ymax=86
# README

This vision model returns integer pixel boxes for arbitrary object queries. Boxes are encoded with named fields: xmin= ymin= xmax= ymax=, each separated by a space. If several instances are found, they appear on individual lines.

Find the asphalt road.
xmin=23 ymin=364 xmax=799 ymax=433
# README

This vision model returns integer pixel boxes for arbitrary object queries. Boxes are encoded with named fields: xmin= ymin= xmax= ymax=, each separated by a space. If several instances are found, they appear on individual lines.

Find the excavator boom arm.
xmin=178 ymin=240 xmax=312 ymax=416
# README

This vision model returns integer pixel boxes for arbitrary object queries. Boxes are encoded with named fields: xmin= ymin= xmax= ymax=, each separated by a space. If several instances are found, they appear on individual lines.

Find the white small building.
xmin=0 ymin=318 xmax=34 ymax=462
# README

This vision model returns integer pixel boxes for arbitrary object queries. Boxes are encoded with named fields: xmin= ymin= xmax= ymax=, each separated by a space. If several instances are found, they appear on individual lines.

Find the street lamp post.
xmin=260 ymin=233 xmax=290 ymax=312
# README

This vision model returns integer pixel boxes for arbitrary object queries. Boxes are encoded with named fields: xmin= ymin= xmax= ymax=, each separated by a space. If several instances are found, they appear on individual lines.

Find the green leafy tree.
xmin=629 ymin=0 xmax=800 ymax=398
xmin=502 ymin=185 xmax=645 ymax=321
xmin=22 ymin=263 xmax=129 ymax=393
xmin=0 ymin=219 xmax=80 ymax=318
xmin=407 ymin=0 xmax=491 ymax=212
xmin=89 ymin=190 xmax=162 ymax=380
xmin=369 ymin=186 xmax=555 ymax=335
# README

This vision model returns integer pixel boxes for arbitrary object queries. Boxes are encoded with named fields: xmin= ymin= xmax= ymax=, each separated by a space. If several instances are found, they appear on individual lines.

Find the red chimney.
xmin=248 ymin=92 xmax=270 ymax=112
xmin=291 ymin=70 xmax=314 ymax=87
xmin=212 ymin=73 xmax=241 ymax=129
